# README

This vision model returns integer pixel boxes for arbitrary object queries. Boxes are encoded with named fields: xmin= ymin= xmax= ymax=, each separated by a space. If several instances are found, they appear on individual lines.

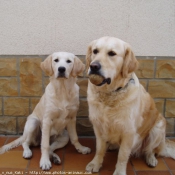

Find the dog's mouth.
xmin=88 ymin=62 xmax=111 ymax=86
xmin=97 ymin=77 xmax=111 ymax=86
xmin=88 ymin=73 xmax=111 ymax=86
xmin=57 ymin=73 xmax=67 ymax=79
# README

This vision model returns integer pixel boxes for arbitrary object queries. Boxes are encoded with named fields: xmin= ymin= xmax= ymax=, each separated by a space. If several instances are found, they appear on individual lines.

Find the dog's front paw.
xmin=23 ymin=149 xmax=32 ymax=159
xmin=77 ymin=146 xmax=91 ymax=154
xmin=146 ymin=154 xmax=158 ymax=167
xmin=40 ymin=157 xmax=52 ymax=170
xmin=86 ymin=161 xmax=101 ymax=172
xmin=113 ymin=170 xmax=126 ymax=175
xmin=51 ymin=153 xmax=61 ymax=165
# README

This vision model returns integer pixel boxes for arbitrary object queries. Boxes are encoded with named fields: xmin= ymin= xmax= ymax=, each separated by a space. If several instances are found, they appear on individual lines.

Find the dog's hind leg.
xmin=144 ymin=115 xmax=166 ymax=167
xmin=49 ymin=129 xmax=69 ymax=165
xmin=22 ymin=117 xmax=40 ymax=159
xmin=158 ymin=139 xmax=175 ymax=159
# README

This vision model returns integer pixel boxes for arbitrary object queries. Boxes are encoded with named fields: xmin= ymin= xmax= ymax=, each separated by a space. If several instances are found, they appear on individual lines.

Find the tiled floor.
xmin=0 ymin=136 xmax=175 ymax=175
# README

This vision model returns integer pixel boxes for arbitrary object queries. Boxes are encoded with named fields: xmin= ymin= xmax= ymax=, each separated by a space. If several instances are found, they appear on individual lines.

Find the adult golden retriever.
xmin=0 ymin=52 xmax=91 ymax=170
xmin=85 ymin=37 xmax=175 ymax=175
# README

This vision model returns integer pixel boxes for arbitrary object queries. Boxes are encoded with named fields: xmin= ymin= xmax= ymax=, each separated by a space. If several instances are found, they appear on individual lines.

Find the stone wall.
xmin=0 ymin=56 xmax=175 ymax=136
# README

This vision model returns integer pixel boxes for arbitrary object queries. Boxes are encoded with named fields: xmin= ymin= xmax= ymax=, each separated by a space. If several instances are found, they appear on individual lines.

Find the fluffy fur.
xmin=0 ymin=52 xmax=91 ymax=170
xmin=85 ymin=37 xmax=175 ymax=175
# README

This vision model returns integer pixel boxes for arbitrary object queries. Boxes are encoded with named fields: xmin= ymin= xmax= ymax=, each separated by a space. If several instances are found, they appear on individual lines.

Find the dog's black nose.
xmin=90 ymin=62 xmax=101 ymax=72
xmin=58 ymin=67 xmax=66 ymax=73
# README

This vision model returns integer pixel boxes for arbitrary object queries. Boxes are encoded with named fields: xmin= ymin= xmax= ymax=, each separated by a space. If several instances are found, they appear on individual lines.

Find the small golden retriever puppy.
xmin=0 ymin=52 xmax=91 ymax=170
xmin=85 ymin=37 xmax=175 ymax=175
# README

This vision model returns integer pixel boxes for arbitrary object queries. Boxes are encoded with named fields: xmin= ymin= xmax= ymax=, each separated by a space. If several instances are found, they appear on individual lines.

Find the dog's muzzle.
xmin=90 ymin=62 xmax=101 ymax=73
xmin=89 ymin=62 xmax=111 ymax=86
xmin=58 ymin=66 xmax=66 ymax=78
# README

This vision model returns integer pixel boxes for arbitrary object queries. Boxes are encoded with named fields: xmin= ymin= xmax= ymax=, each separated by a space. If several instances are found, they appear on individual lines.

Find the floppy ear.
xmin=40 ymin=54 xmax=53 ymax=76
xmin=71 ymin=56 xmax=85 ymax=77
xmin=122 ymin=44 xmax=139 ymax=78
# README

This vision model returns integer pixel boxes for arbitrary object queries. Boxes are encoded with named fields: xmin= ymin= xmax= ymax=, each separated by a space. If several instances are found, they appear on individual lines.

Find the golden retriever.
xmin=0 ymin=52 xmax=91 ymax=170
xmin=85 ymin=37 xmax=175 ymax=175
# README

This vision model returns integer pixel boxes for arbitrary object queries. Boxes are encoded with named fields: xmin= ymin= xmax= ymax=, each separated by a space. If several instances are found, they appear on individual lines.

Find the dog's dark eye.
xmin=108 ymin=51 xmax=116 ymax=56
xmin=67 ymin=60 xmax=72 ymax=63
xmin=93 ymin=49 xmax=99 ymax=54
xmin=54 ymin=59 xmax=59 ymax=62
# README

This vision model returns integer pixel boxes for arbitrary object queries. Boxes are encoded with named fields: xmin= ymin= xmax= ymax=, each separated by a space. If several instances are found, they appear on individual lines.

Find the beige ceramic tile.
xmin=77 ymin=78 xmax=88 ymax=97
xmin=166 ymin=118 xmax=175 ymax=136
xmin=0 ymin=137 xmax=7 ymax=147
xmin=0 ymin=151 xmax=28 ymax=168
xmin=166 ymin=100 xmax=175 ymax=118
xmin=4 ymin=97 xmax=29 ymax=116
xmin=76 ymin=119 xmax=94 ymax=136
xmin=164 ymin=157 xmax=175 ymax=170
xmin=20 ymin=58 xmax=42 ymax=96
xmin=154 ymin=99 xmax=164 ymax=114
xmin=139 ymin=80 xmax=147 ymax=90
xmin=0 ymin=98 xmax=2 ymax=115
xmin=136 ymin=59 xmax=154 ymax=78
xmin=0 ymin=117 xmax=17 ymax=134
xmin=148 ymin=80 xmax=175 ymax=98
xmin=64 ymin=153 xmax=94 ymax=171
xmin=77 ymin=99 xmax=88 ymax=117
xmin=0 ymin=78 xmax=18 ymax=96
xmin=131 ymin=157 xmax=168 ymax=171
xmin=156 ymin=59 xmax=175 ymax=78
xmin=30 ymin=98 xmax=40 ymax=113
xmin=18 ymin=117 xmax=27 ymax=134
xmin=137 ymin=171 xmax=171 ymax=175
xmin=0 ymin=58 xmax=17 ymax=76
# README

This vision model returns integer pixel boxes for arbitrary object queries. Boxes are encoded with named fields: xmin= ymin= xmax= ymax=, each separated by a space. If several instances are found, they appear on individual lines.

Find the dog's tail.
xmin=159 ymin=139 xmax=175 ymax=159
xmin=0 ymin=136 xmax=25 ymax=154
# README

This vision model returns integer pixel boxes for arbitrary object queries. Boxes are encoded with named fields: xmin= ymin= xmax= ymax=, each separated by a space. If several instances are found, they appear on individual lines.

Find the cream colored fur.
xmin=85 ymin=37 xmax=175 ymax=175
xmin=0 ymin=52 xmax=91 ymax=170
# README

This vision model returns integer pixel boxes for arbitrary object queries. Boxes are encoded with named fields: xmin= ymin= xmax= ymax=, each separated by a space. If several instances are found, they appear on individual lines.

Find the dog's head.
xmin=86 ymin=36 xmax=138 ymax=86
xmin=41 ymin=52 xmax=85 ymax=78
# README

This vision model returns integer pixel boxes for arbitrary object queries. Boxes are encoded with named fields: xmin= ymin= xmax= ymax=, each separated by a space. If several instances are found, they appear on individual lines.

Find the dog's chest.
xmin=98 ymin=120 xmax=125 ymax=144
xmin=51 ymin=116 xmax=68 ymax=135
xmin=50 ymin=101 xmax=78 ymax=135
xmin=89 ymin=97 xmax=135 ymax=144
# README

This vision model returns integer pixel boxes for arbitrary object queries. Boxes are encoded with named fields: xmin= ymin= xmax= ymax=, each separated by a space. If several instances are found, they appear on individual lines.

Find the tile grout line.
xmin=174 ymin=118 xmax=175 ymax=137
xmin=164 ymin=99 xmax=167 ymax=118
xmin=16 ymin=116 xmax=18 ymax=135
xmin=25 ymin=159 xmax=31 ymax=175
xmin=162 ymin=158 xmax=173 ymax=175
xmin=146 ymin=79 xmax=149 ymax=92
xmin=42 ymin=59 xmax=45 ymax=94
xmin=2 ymin=97 xmax=4 ymax=118
xmin=17 ymin=57 xmax=20 ymax=97
xmin=29 ymin=98 xmax=31 ymax=116
xmin=62 ymin=145 xmax=66 ymax=172
xmin=130 ymin=158 xmax=137 ymax=174
xmin=146 ymin=79 xmax=150 ymax=93
xmin=4 ymin=136 xmax=9 ymax=145
xmin=153 ymin=57 xmax=157 ymax=79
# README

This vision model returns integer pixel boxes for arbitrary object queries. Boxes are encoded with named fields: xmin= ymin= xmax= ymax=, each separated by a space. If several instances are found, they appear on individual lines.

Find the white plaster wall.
xmin=0 ymin=0 xmax=175 ymax=56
